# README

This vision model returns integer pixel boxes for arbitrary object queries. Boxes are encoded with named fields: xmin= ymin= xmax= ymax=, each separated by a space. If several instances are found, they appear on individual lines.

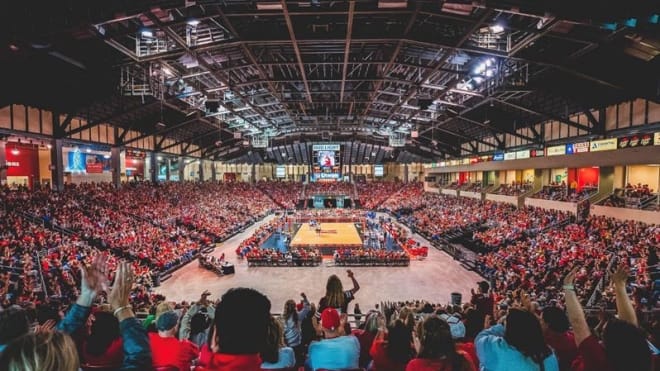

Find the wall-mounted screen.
xmin=312 ymin=143 xmax=341 ymax=181
xmin=374 ymin=165 xmax=384 ymax=177
xmin=276 ymin=165 xmax=286 ymax=178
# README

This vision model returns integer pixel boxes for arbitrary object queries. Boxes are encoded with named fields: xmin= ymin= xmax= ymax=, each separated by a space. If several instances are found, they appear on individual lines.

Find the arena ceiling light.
xmin=489 ymin=24 xmax=505 ymax=34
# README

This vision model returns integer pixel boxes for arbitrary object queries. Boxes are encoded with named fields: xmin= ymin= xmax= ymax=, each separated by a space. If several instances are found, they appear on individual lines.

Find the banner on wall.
xmin=546 ymin=145 xmax=566 ymax=156
xmin=589 ymin=138 xmax=617 ymax=152
xmin=566 ymin=142 xmax=589 ymax=154
xmin=655 ymin=132 xmax=660 ymax=146
xmin=515 ymin=150 xmax=530 ymax=159
xmin=504 ymin=152 xmax=516 ymax=160
xmin=618 ymin=134 xmax=654 ymax=149
xmin=530 ymin=149 xmax=544 ymax=157
xmin=493 ymin=152 xmax=504 ymax=161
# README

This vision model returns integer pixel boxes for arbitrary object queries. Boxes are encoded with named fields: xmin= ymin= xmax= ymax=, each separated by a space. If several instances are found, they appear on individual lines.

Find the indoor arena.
xmin=0 ymin=1 xmax=658 ymax=371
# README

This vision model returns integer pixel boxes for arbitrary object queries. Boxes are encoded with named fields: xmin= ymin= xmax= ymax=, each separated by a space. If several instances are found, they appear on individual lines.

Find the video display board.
xmin=374 ymin=165 xmax=384 ymax=177
xmin=312 ymin=143 xmax=341 ymax=181
xmin=275 ymin=165 xmax=286 ymax=178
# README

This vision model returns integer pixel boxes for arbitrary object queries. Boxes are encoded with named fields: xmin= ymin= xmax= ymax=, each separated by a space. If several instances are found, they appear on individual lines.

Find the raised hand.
xmin=610 ymin=264 xmax=629 ymax=286
xmin=563 ymin=266 xmax=580 ymax=287
xmin=78 ymin=254 xmax=110 ymax=306
xmin=108 ymin=261 xmax=134 ymax=312
xmin=347 ymin=269 xmax=354 ymax=278
xmin=35 ymin=319 xmax=57 ymax=334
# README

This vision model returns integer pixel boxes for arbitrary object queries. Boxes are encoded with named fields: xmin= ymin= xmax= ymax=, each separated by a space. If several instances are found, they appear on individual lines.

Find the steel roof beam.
xmin=281 ymin=0 xmax=312 ymax=104
xmin=339 ymin=1 xmax=355 ymax=104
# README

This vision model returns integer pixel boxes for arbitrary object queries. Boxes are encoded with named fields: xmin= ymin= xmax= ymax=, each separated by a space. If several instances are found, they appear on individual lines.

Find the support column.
xmin=178 ymin=157 xmax=185 ymax=181
xmin=50 ymin=139 xmax=64 ymax=191
xmin=199 ymin=160 xmax=205 ymax=181
xmin=0 ymin=141 xmax=6 ymax=186
xmin=211 ymin=161 xmax=217 ymax=182
xmin=150 ymin=152 xmax=158 ymax=183
xmin=111 ymin=147 xmax=121 ymax=188
xmin=403 ymin=163 xmax=409 ymax=183
xmin=166 ymin=159 xmax=171 ymax=181
xmin=251 ymin=163 xmax=256 ymax=183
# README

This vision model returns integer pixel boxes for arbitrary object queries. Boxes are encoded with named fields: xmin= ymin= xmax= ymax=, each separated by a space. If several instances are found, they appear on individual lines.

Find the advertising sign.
xmin=619 ymin=134 xmax=654 ymax=148
xmin=515 ymin=150 xmax=530 ymax=159
xmin=546 ymin=145 xmax=566 ymax=156
xmin=504 ymin=152 xmax=516 ymax=160
xmin=493 ymin=152 xmax=504 ymax=161
xmin=589 ymin=138 xmax=617 ymax=152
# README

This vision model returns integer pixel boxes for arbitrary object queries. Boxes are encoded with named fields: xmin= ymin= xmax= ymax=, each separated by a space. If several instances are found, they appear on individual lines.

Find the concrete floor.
xmin=157 ymin=214 xmax=483 ymax=313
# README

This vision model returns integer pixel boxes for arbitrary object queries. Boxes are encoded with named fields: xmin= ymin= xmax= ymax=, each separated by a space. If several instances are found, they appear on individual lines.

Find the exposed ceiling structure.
xmin=0 ymin=1 xmax=658 ymax=163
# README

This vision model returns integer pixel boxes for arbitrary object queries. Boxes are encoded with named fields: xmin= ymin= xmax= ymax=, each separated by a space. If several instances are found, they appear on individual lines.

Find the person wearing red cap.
xmin=305 ymin=308 xmax=360 ymax=371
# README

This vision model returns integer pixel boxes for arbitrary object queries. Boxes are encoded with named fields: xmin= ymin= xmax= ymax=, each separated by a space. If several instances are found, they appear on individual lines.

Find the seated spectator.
xmin=197 ymin=288 xmax=272 ymax=371
xmin=475 ymin=308 xmax=559 ymax=371
xmin=261 ymin=316 xmax=296 ymax=369
xmin=0 ymin=331 xmax=79 ymax=371
xmin=540 ymin=307 xmax=577 ymax=371
xmin=564 ymin=265 xmax=652 ymax=371
xmin=306 ymin=308 xmax=360 ymax=371
xmin=370 ymin=319 xmax=414 ymax=371
xmin=180 ymin=290 xmax=215 ymax=342
xmin=149 ymin=310 xmax=198 ymax=370
xmin=82 ymin=310 xmax=123 ymax=368
xmin=407 ymin=316 xmax=476 ymax=371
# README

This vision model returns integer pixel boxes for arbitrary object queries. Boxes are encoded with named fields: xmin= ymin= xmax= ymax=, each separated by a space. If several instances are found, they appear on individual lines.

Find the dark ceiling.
xmin=0 ymin=0 xmax=658 ymax=162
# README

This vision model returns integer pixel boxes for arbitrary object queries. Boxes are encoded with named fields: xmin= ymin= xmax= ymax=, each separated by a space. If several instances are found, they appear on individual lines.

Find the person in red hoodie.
xmin=149 ymin=310 xmax=199 ymax=370
xmin=196 ymin=287 xmax=272 ymax=371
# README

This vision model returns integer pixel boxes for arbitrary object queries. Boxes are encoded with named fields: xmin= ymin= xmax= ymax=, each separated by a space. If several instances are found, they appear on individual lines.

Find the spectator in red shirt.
xmin=82 ymin=311 xmax=123 ymax=368
xmin=370 ymin=318 xmax=414 ymax=371
xmin=196 ymin=288 xmax=271 ymax=371
xmin=149 ymin=311 xmax=199 ymax=371
xmin=540 ymin=307 xmax=577 ymax=371
xmin=406 ymin=316 xmax=476 ymax=371
xmin=564 ymin=265 xmax=652 ymax=371
xmin=352 ymin=311 xmax=380 ymax=367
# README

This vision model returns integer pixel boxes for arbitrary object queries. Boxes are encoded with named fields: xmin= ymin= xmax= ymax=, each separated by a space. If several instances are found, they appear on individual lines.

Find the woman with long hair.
xmin=314 ymin=270 xmax=360 ymax=335
xmin=82 ymin=311 xmax=123 ymax=368
xmin=282 ymin=293 xmax=310 ymax=366
xmin=475 ymin=308 xmax=558 ymax=371
xmin=370 ymin=319 xmax=414 ymax=371
xmin=407 ymin=316 xmax=476 ymax=371
xmin=261 ymin=315 xmax=295 ymax=369
xmin=0 ymin=331 xmax=79 ymax=371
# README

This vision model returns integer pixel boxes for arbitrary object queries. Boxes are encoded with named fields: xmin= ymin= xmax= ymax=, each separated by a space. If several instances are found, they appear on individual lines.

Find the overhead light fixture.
xmin=256 ymin=2 xmax=283 ymax=10
xmin=86 ymin=148 xmax=92 ymax=153
xmin=378 ymin=0 xmax=408 ymax=9
xmin=186 ymin=18 xmax=200 ymax=26
xmin=157 ymin=156 xmax=163 ymax=161
xmin=489 ymin=24 xmax=505 ymax=34
xmin=46 ymin=144 xmax=52 ymax=149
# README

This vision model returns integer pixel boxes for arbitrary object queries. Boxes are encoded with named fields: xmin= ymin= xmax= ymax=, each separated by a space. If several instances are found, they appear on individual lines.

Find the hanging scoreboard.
xmin=312 ymin=143 xmax=341 ymax=181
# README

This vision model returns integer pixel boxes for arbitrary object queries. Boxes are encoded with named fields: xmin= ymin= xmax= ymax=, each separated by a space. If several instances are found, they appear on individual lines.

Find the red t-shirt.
xmin=570 ymin=335 xmax=614 ymax=371
xmin=82 ymin=338 xmax=123 ymax=368
xmin=148 ymin=333 xmax=199 ymax=371
xmin=544 ymin=331 xmax=578 ymax=371
xmin=353 ymin=329 xmax=377 ymax=367
xmin=456 ymin=341 xmax=479 ymax=369
xmin=195 ymin=345 xmax=262 ymax=371
xmin=370 ymin=339 xmax=408 ymax=371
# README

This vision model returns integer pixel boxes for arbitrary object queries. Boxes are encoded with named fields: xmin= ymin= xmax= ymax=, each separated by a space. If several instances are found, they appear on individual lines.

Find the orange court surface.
xmin=290 ymin=222 xmax=363 ymax=248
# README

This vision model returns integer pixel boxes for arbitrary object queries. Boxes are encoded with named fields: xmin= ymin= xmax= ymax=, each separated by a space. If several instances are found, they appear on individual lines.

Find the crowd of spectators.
xmin=257 ymin=181 xmax=303 ymax=209
xmin=333 ymin=248 xmax=410 ymax=266
xmin=493 ymin=181 xmax=534 ymax=196
xmin=602 ymin=184 xmax=658 ymax=210
xmin=533 ymin=185 xmax=597 ymax=203
xmin=355 ymin=181 xmax=404 ymax=210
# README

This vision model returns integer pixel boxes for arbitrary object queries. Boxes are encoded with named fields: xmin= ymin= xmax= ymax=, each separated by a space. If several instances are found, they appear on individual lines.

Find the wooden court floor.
xmin=290 ymin=222 xmax=362 ymax=247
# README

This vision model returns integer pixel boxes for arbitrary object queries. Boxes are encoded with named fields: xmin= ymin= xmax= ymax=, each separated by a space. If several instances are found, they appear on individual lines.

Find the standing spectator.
xmin=354 ymin=303 xmax=362 ymax=327
xmin=440 ymin=313 xmax=479 ymax=368
xmin=475 ymin=309 xmax=559 ymax=371
xmin=197 ymin=288 xmax=272 ymax=371
xmin=564 ymin=266 xmax=652 ymax=371
xmin=82 ymin=311 xmax=123 ymax=368
xmin=148 ymin=311 xmax=199 ymax=371
xmin=261 ymin=316 xmax=295 ymax=369
xmin=353 ymin=311 xmax=380 ymax=368
xmin=470 ymin=281 xmax=493 ymax=323
xmin=306 ymin=308 xmax=360 ymax=371
xmin=282 ymin=293 xmax=311 ymax=366
xmin=540 ymin=307 xmax=578 ymax=371
xmin=0 ymin=307 xmax=30 ymax=355
xmin=315 ymin=270 xmax=360 ymax=335
xmin=180 ymin=290 xmax=215 ymax=341
xmin=301 ymin=303 xmax=319 ymax=353
xmin=407 ymin=316 xmax=476 ymax=371
xmin=370 ymin=319 xmax=414 ymax=371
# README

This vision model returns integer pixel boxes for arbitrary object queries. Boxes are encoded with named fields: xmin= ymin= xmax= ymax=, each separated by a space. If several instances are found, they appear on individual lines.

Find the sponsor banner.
xmin=318 ymin=172 xmax=340 ymax=179
xmin=461 ymin=158 xmax=470 ymax=165
xmin=566 ymin=142 xmax=590 ymax=154
xmin=530 ymin=149 xmax=544 ymax=157
xmin=504 ymin=152 xmax=516 ymax=160
xmin=469 ymin=157 xmax=480 ymax=164
xmin=6 ymin=161 xmax=19 ymax=167
xmin=515 ymin=150 xmax=530 ymax=159
xmin=589 ymin=138 xmax=617 ymax=152
xmin=275 ymin=165 xmax=286 ymax=178
xmin=86 ymin=163 xmax=104 ymax=173
xmin=655 ymin=132 xmax=660 ymax=146
xmin=125 ymin=150 xmax=146 ymax=158
xmin=493 ymin=152 xmax=505 ymax=161
xmin=546 ymin=145 xmax=566 ymax=156
xmin=619 ymin=134 xmax=654 ymax=149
